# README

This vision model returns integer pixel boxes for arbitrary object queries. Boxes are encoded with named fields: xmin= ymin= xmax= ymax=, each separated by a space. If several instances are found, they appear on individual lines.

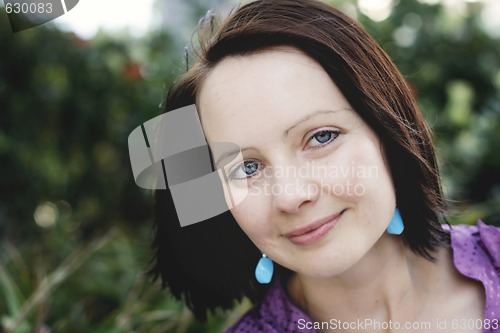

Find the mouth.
xmin=284 ymin=210 xmax=345 ymax=246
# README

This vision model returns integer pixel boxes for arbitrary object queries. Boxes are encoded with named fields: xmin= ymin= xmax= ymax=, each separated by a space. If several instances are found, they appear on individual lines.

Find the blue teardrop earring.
xmin=255 ymin=254 xmax=274 ymax=284
xmin=386 ymin=208 xmax=404 ymax=235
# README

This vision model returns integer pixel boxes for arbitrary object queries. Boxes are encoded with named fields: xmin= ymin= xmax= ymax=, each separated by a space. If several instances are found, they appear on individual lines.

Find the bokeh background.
xmin=0 ymin=0 xmax=499 ymax=332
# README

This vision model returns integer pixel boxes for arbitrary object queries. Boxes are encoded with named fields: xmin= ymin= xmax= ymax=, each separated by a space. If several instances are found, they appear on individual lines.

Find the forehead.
xmin=197 ymin=46 xmax=352 ymax=144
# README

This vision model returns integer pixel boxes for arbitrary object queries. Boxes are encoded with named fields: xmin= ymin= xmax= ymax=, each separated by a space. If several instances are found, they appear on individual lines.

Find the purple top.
xmin=225 ymin=221 xmax=500 ymax=333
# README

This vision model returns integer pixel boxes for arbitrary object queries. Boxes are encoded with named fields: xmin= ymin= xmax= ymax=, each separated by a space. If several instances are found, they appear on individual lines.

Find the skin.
xmin=198 ymin=47 xmax=484 ymax=332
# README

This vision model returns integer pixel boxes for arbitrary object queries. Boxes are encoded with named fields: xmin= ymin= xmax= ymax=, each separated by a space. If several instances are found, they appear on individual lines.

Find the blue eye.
xmin=308 ymin=130 xmax=339 ymax=148
xmin=229 ymin=160 xmax=261 ymax=180
xmin=314 ymin=131 xmax=332 ymax=143
xmin=242 ymin=161 xmax=259 ymax=175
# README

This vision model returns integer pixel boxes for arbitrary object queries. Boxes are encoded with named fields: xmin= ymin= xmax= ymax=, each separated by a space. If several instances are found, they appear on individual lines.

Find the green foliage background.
xmin=0 ymin=0 xmax=499 ymax=332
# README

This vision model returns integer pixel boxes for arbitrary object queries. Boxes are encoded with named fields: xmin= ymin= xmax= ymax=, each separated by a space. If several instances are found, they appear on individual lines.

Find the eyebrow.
xmin=214 ymin=108 xmax=349 ymax=168
xmin=283 ymin=109 xmax=346 ymax=138
xmin=214 ymin=147 xmax=256 ymax=169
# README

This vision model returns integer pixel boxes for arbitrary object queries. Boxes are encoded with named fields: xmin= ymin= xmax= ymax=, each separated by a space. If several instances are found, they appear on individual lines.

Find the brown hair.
xmin=151 ymin=0 xmax=449 ymax=321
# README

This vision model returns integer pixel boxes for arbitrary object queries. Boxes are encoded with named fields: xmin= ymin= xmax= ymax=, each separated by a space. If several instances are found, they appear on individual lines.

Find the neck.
xmin=287 ymin=233 xmax=436 ymax=325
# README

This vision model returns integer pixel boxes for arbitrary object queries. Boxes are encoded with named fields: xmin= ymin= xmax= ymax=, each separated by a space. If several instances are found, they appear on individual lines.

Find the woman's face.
xmin=198 ymin=47 xmax=397 ymax=278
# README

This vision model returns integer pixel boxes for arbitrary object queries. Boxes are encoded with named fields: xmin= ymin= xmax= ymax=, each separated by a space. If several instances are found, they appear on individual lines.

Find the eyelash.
xmin=227 ymin=129 xmax=340 ymax=181
xmin=307 ymin=129 xmax=340 ymax=149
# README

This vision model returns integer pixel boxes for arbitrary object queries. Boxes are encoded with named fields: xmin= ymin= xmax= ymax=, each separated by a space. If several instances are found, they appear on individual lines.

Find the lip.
xmin=284 ymin=210 xmax=344 ymax=246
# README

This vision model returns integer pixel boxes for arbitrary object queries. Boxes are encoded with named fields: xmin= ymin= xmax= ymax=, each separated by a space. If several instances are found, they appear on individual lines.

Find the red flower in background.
xmin=124 ymin=62 xmax=142 ymax=80
xmin=71 ymin=34 xmax=90 ymax=48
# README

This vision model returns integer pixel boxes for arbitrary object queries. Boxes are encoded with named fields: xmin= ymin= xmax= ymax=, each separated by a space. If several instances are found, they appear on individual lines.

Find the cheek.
xmin=355 ymin=142 xmax=394 ymax=201
xmin=321 ymin=137 xmax=394 ymax=204
xmin=229 ymin=195 xmax=271 ymax=246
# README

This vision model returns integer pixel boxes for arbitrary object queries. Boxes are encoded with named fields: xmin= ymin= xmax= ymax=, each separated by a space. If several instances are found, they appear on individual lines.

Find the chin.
xmin=294 ymin=256 xmax=356 ymax=279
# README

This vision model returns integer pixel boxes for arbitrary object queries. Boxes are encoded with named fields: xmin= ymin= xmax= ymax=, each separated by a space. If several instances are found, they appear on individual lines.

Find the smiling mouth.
xmin=285 ymin=210 xmax=344 ymax=246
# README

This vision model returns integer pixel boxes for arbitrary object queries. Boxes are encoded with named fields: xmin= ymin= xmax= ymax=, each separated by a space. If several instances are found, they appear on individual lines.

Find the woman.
xmin=149 ymin=0 xmax=500 ymax=331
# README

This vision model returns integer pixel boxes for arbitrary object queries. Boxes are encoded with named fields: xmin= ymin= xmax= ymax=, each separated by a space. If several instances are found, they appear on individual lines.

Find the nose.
xmin=270 ymin=162 xmax=320 ymax=214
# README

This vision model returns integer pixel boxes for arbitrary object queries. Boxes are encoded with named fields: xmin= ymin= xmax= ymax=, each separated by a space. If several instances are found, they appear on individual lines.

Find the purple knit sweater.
xmin=225 ymin=221 xmax=500 ymax=333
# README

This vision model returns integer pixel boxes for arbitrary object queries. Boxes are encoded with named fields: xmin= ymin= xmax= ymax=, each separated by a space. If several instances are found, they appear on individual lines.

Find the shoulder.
xmin=223 ymin=280 xmax=315 ymax=333
xmin=444 ymin=221 xmax=500 ymax=320
xmin=444 ymin=220 xmax=500 ymax=272
xmin=223 ymin=305 xmax=268 ymax=333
